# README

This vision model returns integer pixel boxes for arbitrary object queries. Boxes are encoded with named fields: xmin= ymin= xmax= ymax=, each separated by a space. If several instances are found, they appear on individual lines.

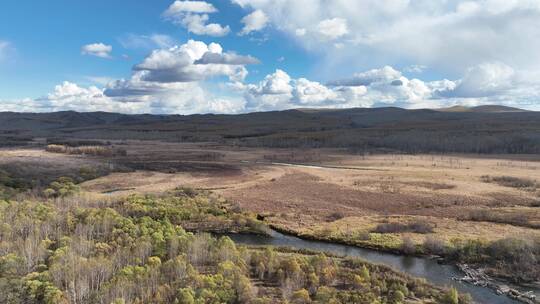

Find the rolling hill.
xmin=437 ymin=105 xmax=528 ymax=113
xmin=1 ymin=106 xmax=539 ymax=153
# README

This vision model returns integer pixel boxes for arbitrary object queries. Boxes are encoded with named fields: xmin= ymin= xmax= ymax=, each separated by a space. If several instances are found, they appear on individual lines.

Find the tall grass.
xmin=463 ymin=209 xmax=538 ymax=229
xmin=372 ymin=219 xmax=435 ymax=234
xmin=481 ymin=175 xmax=537 ymax=190
xmin=46 ymin=144 xmax=127 ymax=157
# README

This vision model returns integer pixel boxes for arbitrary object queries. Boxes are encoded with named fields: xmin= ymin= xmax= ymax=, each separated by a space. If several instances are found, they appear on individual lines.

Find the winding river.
xmin=226 ymin=230 xmax=539 ymax=304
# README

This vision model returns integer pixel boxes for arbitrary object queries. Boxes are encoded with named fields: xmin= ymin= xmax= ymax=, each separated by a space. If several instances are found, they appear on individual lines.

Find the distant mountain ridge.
xmin=436 ymin=105 xmax=528 ymax=113
xmin=1 ymin=106 xmax=539 ymax=154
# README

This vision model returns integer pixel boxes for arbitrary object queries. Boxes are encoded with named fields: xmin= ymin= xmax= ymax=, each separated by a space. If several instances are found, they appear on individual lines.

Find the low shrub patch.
xmin=481 ymin=175 xmax=537 ymax=190
xmin=372 ymin=219 xmax=435 ymax=234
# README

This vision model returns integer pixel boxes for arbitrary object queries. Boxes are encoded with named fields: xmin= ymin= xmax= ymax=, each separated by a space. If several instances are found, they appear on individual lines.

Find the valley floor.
xmin=71 ymin=142 xmax=540 ymax=253
xmin=3 ymin=141 xmax=540 ymax=285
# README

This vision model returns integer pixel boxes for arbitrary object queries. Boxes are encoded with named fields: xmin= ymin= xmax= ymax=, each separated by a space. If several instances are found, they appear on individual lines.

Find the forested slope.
xmin=2 ymin=106 xmax=540 ymax=153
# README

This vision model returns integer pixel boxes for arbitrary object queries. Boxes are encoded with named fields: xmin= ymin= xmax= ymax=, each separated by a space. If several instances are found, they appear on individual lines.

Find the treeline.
xmin=0 ymin=169 xmax=30 ymax=199
xmin=5 ymin=108 xmax=540 ymax=154
xmin=410 ymin=233 xmax=540 ymax=283
xmin=0 ymin=188 xmax=469 ymax=304
xmin=45 ymin=138 xmax=110 ymax=147
xmin=443 ymin=238 xmax=540 ymax=283
xmin=239 ymin=130 xmax=540 ymax=154
xmin=0 ymin=135 xmax=33 ymax=147
xmin=0 ymin=164 xmax=113 ymax=200
xmin=303 ymin=217 xmax=540 ymax=284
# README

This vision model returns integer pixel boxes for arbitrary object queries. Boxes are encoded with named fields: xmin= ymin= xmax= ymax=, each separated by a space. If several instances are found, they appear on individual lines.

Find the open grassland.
xmin=4 ymin=142 xmax=540 ymax=236
xmin=2 ymin=141 xmax=540 ymax=284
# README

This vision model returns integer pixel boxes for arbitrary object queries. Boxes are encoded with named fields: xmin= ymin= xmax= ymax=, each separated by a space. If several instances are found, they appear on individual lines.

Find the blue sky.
xmin=0 ymin=1 xmax=311 ymax=97
xmin=1 ymin=0 xmax=539 ymax=113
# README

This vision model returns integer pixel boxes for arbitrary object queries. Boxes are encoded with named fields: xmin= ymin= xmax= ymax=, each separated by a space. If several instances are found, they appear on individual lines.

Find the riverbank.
xmin=268 ymin=223 xmax=411 ymax=255
xmin=454 ymin=264 xmax=538 ymax=304
xmin=0 ymin=190 xmax=473 ymax=304
xmin=265 ymin=223 xmax=540 ymax=304
xmin=265 ymin=214 xmax=539 ymax=277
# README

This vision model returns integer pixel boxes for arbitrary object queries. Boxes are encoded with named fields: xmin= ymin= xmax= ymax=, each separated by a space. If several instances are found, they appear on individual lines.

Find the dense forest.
xmin=2 ymin=107 xmax=540 ymax=154
xmin=0 ymin=185 xmax=468 ymax=304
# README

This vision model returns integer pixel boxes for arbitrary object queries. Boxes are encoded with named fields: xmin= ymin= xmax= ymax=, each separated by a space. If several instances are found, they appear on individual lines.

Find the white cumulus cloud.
xmin=329 ymin=66 xmax=402 ymax=87
xmin=1 ymin=78 xmax=245 ymax=115
xmin=292 ymin=78 xmax=339 ymax=105
xmin=105 ymin=74 xmax=245 ymax=114
xmin=239 ymin=10 xmax=269 ymax=35
xmin=238 ymin=64 xmax=540 ymax=111
xmin=317 ymin=18 xmax=348 ymax=40
xmin=132 ymin=40 xmax=257 ymax=83
xmin=437 ymin=62 xmax=515 ymax=98
xmin=81 ymin=43 xmax=113 ymax=59
xmin=240 ymin=69 xmax=363 ymax=111
xmin=163 ymin=1 xmax=230 ymax=37
xmin=230 ymin=0 xmax=540 ymax=75
xmin=164 ymin=0 xmax=217 ymax=14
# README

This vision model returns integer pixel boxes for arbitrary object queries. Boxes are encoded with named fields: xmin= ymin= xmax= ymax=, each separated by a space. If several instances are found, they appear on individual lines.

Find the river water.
xmin=226 ymin=230 xmax=538 ymax=304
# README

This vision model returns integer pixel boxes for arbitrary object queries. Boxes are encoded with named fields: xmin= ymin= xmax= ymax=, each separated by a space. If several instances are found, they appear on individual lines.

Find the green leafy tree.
xmin=389 ymin=290 xmax=405 ymax=304
xmin=442 ymin=287 xmax=459 ymax=304
xmin=291 ymin=289 xmax=311 ymax=304
xmin=177 ymin=288 xmax=195 ymax=304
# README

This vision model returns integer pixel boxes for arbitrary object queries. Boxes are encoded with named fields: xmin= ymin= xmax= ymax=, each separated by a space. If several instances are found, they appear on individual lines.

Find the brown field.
xmin=3 ymin=141 xmax=540 ymax=249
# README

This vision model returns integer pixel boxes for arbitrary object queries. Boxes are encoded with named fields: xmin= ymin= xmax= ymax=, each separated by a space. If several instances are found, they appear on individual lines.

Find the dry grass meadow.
xmin=3 ymin=140 xmax=540 ymax=251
